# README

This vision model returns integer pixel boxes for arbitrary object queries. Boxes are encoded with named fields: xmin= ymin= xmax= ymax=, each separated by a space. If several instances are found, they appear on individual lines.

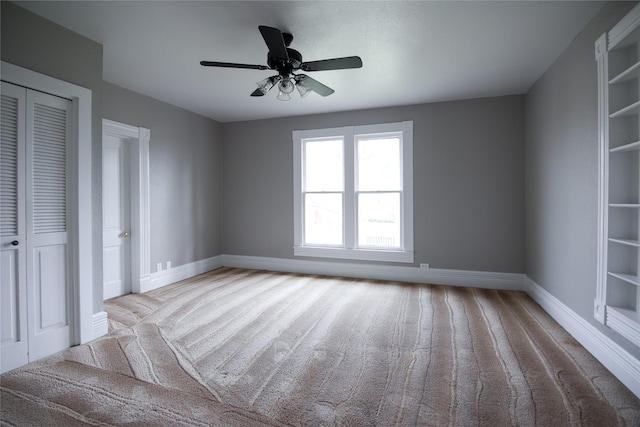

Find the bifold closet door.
xmin=1 ymin=82 xmax=28 ymax=372
xmin=26 ymin=88 xmax=73 ymax=362
xmin=0 ymin=81 xmax=73 ymax=372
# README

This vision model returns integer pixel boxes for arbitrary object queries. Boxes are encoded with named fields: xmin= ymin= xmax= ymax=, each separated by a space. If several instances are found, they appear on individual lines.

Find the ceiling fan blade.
xmin=250 ymin=88 xmax=265 ymax=97
xmin=301 ymin=56 xmax=363 ymax=72
xmin=297 ymin=75 xmax=334 ymax=97
xmin=258 ymin=26 xmax=289 ymax=61
xmin=200 ymin=61 xmax=269 ymax=70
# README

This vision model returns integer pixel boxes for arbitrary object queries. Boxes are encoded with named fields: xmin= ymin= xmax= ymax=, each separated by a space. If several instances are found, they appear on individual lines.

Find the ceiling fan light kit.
xmin=295 ymin=78 xmax=312 ymax=98
xmin=277 ymin=78 xmax=295 ymax=101
xmin=201 ymin=25 xmax=362 ymax=100
xmin=256 ymin=76 xmax=277 ymax=96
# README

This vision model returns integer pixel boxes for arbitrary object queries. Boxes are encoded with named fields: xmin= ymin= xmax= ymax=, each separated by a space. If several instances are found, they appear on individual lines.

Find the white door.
xmin=25 ymin=90 xmax=73 ymax=361
xmin=1 ymin=82 xmax=28 ymax=371
xmin=102 ymin=134 xmax=131 ymax=299
xmin=1 ymin=82 xmax=73 ymax=372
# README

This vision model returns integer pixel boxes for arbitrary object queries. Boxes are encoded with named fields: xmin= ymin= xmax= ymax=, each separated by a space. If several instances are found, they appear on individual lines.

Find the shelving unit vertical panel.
xmin=596 ymin=32 xmax=610 ymax=323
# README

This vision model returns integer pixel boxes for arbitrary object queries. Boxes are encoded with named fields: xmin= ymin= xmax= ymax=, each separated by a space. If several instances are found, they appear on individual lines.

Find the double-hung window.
xmin=293 ymin=121 xmax=413 ymax=262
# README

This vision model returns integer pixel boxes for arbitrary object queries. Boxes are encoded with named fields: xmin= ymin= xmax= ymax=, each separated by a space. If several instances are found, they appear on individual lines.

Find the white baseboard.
xmin=525 ymin=276 xmax=640 ymax=399
xmin=139 ymin=274 xmax=151 ymax=294
xmin=92 ymin=311 xmax=108 ymax=340
xmin=143 ymin=255 xmax=223 ymax=293
xmin=221 ymin=254 xmax=527 ymax=291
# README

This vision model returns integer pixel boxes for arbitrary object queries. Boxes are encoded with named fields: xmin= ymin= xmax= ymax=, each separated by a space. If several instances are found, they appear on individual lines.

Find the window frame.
xmin=293 ymin=121 xmax=413 ymax=263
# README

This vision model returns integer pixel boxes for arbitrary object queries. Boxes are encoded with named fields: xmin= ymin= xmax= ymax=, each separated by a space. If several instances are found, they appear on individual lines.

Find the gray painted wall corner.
xmin=102 ymin=82 xmax=224 ymax=274
xmin=524 ymin=0 xmax=640 ymax=356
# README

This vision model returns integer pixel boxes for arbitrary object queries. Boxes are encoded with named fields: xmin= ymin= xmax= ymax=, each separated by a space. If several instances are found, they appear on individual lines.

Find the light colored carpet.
xmin=2 ymin=267 xmax=639 ymax=426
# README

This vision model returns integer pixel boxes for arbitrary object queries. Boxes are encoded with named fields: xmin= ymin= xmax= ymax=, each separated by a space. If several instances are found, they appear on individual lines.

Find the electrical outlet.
xmin=420 ymin=263 xmax=430 ymax=269
xmin=157 ymin=263 xmax=163 ymax=272
xmin=166 ymin=261 xmax=172 ymax=270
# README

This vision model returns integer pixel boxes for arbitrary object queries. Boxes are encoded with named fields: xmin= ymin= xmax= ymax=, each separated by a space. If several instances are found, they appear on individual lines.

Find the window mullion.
xmin=343 ymin=127 xmax=355 ymax=249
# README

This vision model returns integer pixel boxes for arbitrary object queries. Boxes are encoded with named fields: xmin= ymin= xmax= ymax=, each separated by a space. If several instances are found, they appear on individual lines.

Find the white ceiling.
xmin=17 ymin=1 xmax=605 ymax=123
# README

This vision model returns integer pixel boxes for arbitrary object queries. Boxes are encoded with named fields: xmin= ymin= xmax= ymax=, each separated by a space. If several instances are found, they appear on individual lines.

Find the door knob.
xmin=122 ymin=232 xmax=129 ymax=238
xmin=11 ymin=240 xmax=19 ymax=246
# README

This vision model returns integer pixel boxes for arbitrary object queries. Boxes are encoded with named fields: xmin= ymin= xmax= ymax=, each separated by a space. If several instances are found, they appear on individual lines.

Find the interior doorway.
xmin=102 ymin=119 xmax=151 ymax=300
xmin=102 ymin=133 xmax=132 ymax=299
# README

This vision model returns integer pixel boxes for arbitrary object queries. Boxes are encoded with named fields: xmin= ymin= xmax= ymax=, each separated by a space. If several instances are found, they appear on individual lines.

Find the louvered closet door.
xmin=25 ymin=89 xmax=73 ymax=361
xmin=1 ymin=82 xmax=73 ymax=372
xmin=1 ymin=82 xmax=28 ymax=372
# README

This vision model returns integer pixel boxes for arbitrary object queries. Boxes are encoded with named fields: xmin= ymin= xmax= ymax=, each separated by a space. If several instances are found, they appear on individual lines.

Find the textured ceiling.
xmin=17 ymin=1 xmax=605 ymax=123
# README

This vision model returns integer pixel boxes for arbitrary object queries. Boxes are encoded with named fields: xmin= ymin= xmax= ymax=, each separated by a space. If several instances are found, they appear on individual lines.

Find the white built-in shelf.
xmin=610 ymin=140 xmax=640 ymax=153
xmin=608 ymin=272 xmax=640 ymax=287
xmin=610 ymin=100 xmax=640 ymax=118
xmin=609 ymin=238 xmax=640 ymax=247
xmin=609 ymin=306 xmax=640 ymax=324
xmin=596 ymin=3 xmax=640 ymax=339
xmin=609 ymin=203 xmax=640 ymax=208
xmin=606 ymin=306 xmax=640 ymax=347
xmin=610 ymin=61 xmax=640 ymax=84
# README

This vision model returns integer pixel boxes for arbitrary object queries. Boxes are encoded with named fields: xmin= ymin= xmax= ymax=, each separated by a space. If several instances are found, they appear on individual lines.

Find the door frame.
xmin=102 ymin=119 xmax=151 ymax=294
xmin=1 ymin=61 xmax=94 ymax=345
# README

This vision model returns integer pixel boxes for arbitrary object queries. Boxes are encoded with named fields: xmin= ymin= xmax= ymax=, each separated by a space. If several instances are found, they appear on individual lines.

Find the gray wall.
xmin=1 ymin=1 xmax=104 ymax=312
xmin=2 ymin=2 xmax=223 ymax=311
xmin=222 ymin=95 xmax=525 ymax=273
xmin=102 ymin=82 xmax=223 ymax=273
xmin=525 ymin=1 xmax=640 ymax=356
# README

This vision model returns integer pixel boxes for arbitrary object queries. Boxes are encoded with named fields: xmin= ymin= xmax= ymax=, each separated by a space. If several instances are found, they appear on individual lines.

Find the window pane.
xmin=304 ymin=193 xmax=343 ymax=245
xmin=357 ymin=137 xmax=400 ymax=191
xmin=304 ymin=139 xmax=343 ymax=192
xmin=357 ymin=192 xmax=400 ymax=248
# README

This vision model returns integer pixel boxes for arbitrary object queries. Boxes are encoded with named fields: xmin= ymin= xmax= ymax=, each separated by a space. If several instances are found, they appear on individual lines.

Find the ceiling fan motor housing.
xmin=268 ymin=48 xmax=303 ymax=75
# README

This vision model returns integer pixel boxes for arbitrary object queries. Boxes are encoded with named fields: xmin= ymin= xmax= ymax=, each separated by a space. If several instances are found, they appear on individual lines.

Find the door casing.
xmin=102 ymin=119 xmax=151 ymax=296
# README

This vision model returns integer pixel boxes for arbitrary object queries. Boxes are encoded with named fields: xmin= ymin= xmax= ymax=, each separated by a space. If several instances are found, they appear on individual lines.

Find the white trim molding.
xmin=221 ymin=254 xmax=526 ymax=291
xmin=594 ymin=32 xmax=609 ymax=324
xmin=607 ymin=2 xmax=640 ymax=48
xmin=1 ymin=61 xmax=94 ymax=346
xmin=144 ymin=255 xmax=223 ymax=293
xmin=92 ymin=311 xmax=109 ymax=340
xmin=293 ymin=246 xmax=414 ymax=263
xmin=102 ymin=119 xmax=151 ymax=295
xmin=138 ymin=128 xmax=151 ymax=285
xmin=525 ymin=276 xmax=640 ymax=399
xmin=606 ymin=307 xmax=640 ymax=349
xmin=293 ymin=121 xmax=414 ymax=263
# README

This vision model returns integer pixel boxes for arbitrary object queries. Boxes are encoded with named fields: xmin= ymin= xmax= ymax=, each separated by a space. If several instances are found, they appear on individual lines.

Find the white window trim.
xmin=293 ymin=121 xmax=413 ymax=263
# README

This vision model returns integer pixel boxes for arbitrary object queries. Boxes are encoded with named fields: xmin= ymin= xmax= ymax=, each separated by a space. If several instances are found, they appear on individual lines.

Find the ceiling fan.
xmin=200 ymin=26 xmax=363 ymax=100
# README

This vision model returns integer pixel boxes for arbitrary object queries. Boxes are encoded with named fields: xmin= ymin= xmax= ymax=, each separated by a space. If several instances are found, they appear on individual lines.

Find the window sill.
xmin=293 ymin=246 xmax=414 ymax=263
